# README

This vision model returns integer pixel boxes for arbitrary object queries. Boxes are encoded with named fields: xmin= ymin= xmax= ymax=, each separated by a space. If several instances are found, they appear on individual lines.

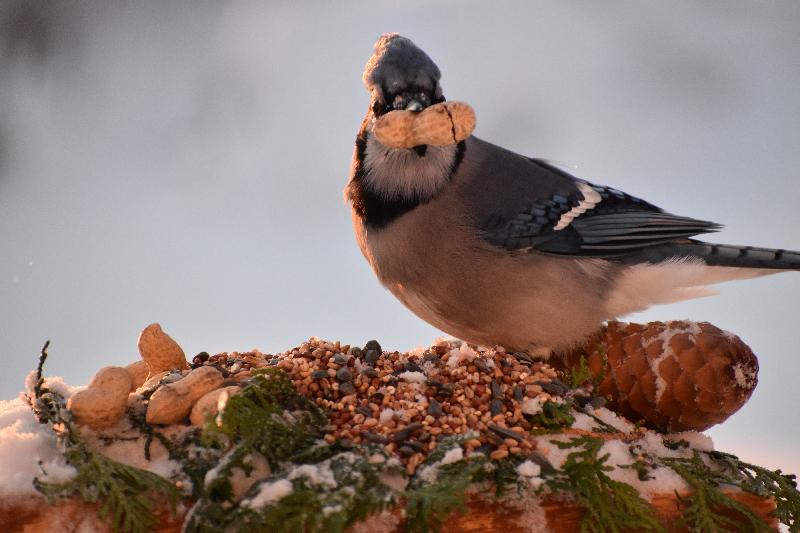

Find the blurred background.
xmin=1 ymin=1 xmax=798 ymax=474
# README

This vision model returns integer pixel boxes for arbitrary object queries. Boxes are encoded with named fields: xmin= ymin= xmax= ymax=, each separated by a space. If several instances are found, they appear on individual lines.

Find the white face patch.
xmin=553 ymin=182 xmax=602 ymax=231
xmin=362 ymin=131 xmax=456 ymax=202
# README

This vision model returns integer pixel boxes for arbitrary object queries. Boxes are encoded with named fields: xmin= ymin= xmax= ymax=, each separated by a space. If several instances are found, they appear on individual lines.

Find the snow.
xmin=644 ymin=322 xmax=702 ymax=402
xmin=288 ymin=462 xmax=337 ymax=489
xmin=224 ymin=453 xmax=272 ymax=500
xmin=600 ymin=439 xmax=690 ymax=495
xmin=0 ymin=396 xmax=76 ymax=494
xmin=23 ymin=372 xmax=82 ymax=402
xmin=379 ymin=408 xmax=395 ymax=424
xmin=670 ymin=431 xmax=714 ymax=452
xmin=535 ymin=436 xmax=574 ymax=470
xmin=570 ymin=412 xmax=596 ymax=431
xmin=637 ymin=432 xmax=686 ymax=459
xmin=490 ymin=491 xmax=548 ymax=531
xmin=536 ymin=430 xmax=696 ymax=496
xmin=398 ymin=371 xmax=426 ymax=384
xmin=570 ymin=406 xmax=637 ymax=434
xmin=521 ymin=396 xmax=544 ymax=416
xmin=516 ymin=460 xmax=544 ymax=490
xmin=588 ymin=407 xmax=636 ymax=433
xmin=440 ymin=447 xmax=463 ymax=465
xmin=602 ymin=439 xmax=636 ymax=468
xmin=243 ymin=479 xmax=293 ymax=508
xmin=446 ymin=343 xmax=476 ymax=369
xmin=98 ymin=434 xmax=181 ymax=478
xmin=323 ymin=504 xmax=343 ymax=517
xmin=732 ymin=362 xmax=757 ymax=390
xmin=410 ymin=445 xmax=466 ymax=487
xmin=204 ymin=459 xmax=225 ymax=486
xmin=516 ymin=460 xmax=541 ymax=478
xmin=415 ymin=464 xmax=439 ymax=484
xmin=368 ymin=453 xmax=386 ymax=464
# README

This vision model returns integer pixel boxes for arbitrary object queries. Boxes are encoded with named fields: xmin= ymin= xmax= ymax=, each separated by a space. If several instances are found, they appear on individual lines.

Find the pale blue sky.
xmin=1 ymin=1 xmax=798 ymax=474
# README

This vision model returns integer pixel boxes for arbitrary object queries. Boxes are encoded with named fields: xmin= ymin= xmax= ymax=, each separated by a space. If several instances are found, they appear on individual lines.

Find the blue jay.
xmin=346 ymin=33 xmax=799 ymax=356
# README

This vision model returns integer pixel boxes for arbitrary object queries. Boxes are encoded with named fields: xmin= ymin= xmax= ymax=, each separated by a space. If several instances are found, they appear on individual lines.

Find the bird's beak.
xmin=405 ymin=99 xmax=424 ymax=112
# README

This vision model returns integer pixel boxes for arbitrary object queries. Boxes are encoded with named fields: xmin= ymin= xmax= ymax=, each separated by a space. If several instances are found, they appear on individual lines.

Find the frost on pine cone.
xmin=564 ymin=321 xmax=759 ymax=433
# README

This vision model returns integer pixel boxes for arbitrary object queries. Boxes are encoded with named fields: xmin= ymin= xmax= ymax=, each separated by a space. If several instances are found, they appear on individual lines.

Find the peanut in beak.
xmin=373 ymin=101 xmax=476 ymax=149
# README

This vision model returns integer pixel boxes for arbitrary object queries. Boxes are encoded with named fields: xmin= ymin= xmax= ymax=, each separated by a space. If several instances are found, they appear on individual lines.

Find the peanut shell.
xmin=138 ymin=323 xmax=188 ymax=377
xmin=146 ymin=366 xmax=223 ymax=425
xmin=189 ymin=385 xmax=241 ymax=426
xmin=125 ymin=360 xmax=149 ymax=389
xmin=67 ymin=366 xmax=133 ymax=429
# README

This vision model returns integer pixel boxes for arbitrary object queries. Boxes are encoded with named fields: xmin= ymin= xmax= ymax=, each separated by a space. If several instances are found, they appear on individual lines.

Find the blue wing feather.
xmin=481 ymin=160 xmax=722 ymax=257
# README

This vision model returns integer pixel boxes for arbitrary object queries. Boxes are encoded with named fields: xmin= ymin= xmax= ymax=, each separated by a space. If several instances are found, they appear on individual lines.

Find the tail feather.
xmin=606 ymin=240 xmax=797 ymax=318
xmin=626 ymin=240 xmax=800 ymax=270
xmin=692 ymin=242 xmax=800 ymax=269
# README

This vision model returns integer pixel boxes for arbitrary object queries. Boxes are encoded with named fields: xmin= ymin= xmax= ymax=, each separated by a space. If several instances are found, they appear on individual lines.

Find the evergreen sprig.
xmin=531 ymin=399 xmax=576 ymax=429
xmin=590 ymin=345 xmax=608 ymax=389
xmin=584 ymin=412 xmax=622 ymax=434
xmin=547 ymin=436 xmax=665 ymax=533
xmin=662 ymin=453 xmax=773 ymax=533
xmin=490 ymin=455 xmax=530 ymax=498
xmin=708 ymin=451 xmax=800 ymax=531
xmin=35 ymin=448 xmax=179 ymax=533
xmin=230 ymin=451 xmax=399 ymax=533
xmin=570 ymin=355 xmax=593 ymax=388
xmin=185 ymin=368 xmax=332 ymax=532
xmin=405 ymin=457 xmax=487 ymax=533
xmin=207 ymin=368 xmax=327 ymax=468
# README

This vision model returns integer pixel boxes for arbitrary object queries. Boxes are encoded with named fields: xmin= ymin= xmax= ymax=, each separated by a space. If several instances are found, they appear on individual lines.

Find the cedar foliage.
xmin=548 ymin=436 xmax=665 ymax=533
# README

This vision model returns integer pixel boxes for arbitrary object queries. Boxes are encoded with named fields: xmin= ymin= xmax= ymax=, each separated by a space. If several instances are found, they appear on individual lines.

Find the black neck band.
xmin=347 ymin=137 xmax=465 ymax=229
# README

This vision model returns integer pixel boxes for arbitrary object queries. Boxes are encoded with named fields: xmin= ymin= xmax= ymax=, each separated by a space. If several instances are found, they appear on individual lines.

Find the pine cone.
xmin=564 ymin=321 xmax=758 ymax=432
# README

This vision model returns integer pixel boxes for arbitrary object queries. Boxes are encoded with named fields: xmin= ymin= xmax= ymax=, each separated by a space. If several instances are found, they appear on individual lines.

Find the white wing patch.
xmin=605 ymin=259 xmax=773 ymax=318
xmin=553 ymin=182 xmax=602 ymax=231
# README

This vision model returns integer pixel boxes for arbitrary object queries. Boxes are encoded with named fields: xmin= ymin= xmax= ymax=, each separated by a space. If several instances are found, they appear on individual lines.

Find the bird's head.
xmin=349 ymin=34 xmax=458 ymax=225
xmin=363 ymin=33 xmax=444 ymax=117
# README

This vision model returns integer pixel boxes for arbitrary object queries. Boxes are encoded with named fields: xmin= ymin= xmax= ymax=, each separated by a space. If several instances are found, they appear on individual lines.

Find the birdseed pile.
xmin=200 ymin=337 xmax=583 ymax=475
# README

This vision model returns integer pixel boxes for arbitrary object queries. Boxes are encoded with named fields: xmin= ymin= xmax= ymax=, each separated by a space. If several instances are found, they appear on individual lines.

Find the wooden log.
xmin=1 ymin=490 xmax=777 ymax=532
xmin=446 ymin=492 xmax=778 ymax=532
